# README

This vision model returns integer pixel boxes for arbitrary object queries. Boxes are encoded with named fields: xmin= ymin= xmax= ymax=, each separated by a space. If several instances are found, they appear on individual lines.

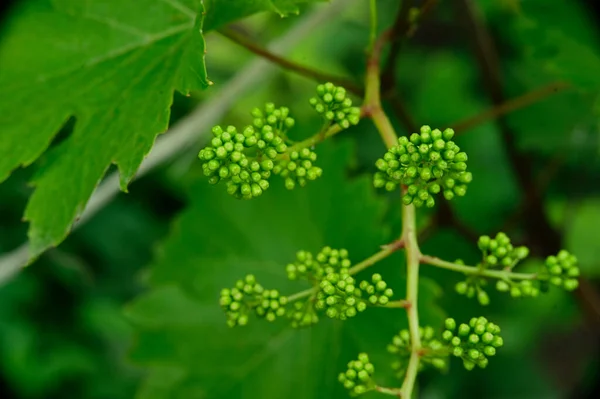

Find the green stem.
xmin=219 ymin=28 xmax=363 ymax=96
xmin=381 ymin=299 xmax=410 ymax=308
xmin=286 ymin=287 xmax=316 ymax=302
xmin=400 ymin=196 xmax=422 ymax=398
xmin=288 ymin=124 xmax=343 ymax=152
xmin=420 ymin=255 xmax=538 ymax=280
xmin=368 ymin=0 xmax=378 ymax=52
xmin=375 ymin=386 xmax=403 ymax=396
xmin=348 ymin=238 xmax=404 ymax=275
xmin=363 ymin=30 xmax=398 ymax=149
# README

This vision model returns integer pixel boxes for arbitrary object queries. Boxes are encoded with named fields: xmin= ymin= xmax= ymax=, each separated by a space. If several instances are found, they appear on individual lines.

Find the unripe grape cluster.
xmin=288 ymin=247 xmax=395 ymax=322
xmin=286 ymin=247 xmax=351 ymax=281
xmin=273 ymin=148 xmax=322 ymax=190
xmin=442 ymin=317 xmax=503 ymax=370
xmin=310 ymin=82 xmax=361 ymax=129
xmin=387 ymin=326 xmax=447 ymax=378
xmin=199 ymin=82 xmax=365 ymax=199
xmin=219 ymin=274 xmax=287 ymax=327
xmin=543 ymin=250 xmax=579 ymax=291
xmin=454 ymin=233 xmax=580 ymax=304
xmin=338 ymin=353 xmax=376 ymax=397
xmin=199 ymin=125 xmax=281 ymax=199
xmin=251 ymin=103 xmax=295 ymax=133
xmin=316 ymin=273 xmax=367 ymax=320
xmin=478 ymin=232 xmax=529 ymax=269
xmin=374 ymin=125 xmax=472 ymax=207
xmin=359 ymin=273 xmax=394 ymax=306
xmin=455 ymin=232 xmax=536 ymax=303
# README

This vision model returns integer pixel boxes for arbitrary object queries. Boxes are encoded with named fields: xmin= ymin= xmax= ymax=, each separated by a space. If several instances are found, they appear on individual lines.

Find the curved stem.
xmin=363 ymin=30 xmax=398 ymax=148
xmin=286 ymin=124 xmax=343 ymax=153
xmin=286 ymin=287 xmax=316 ymax=302
xmin=219 ymin=28 xmax=363 ymax=96
xmin=420 ymin=255 xmax=537 ymax=280
xmin=368 ymin=0 xmax=378 ymax=52
xmin=348 ymin=238 xmax=404 ymax=275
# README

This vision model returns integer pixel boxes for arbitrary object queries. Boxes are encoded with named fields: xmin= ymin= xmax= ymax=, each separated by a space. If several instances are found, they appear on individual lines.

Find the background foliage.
xmin=0 ymin=0 xmax=599 ymax=398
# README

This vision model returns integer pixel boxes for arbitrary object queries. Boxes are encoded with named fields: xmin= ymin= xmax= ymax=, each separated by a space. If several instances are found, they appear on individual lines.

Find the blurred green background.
xmin=1 ymin=0 xmax=600 ymax=398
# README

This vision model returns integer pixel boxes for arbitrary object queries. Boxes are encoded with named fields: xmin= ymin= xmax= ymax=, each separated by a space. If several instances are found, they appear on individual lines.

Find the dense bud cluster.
xmin=251 ymin=102 xmax=295 ymax=133
xmin=442 ymin=317 xmax=503 ymax=370
xmin=387 ymin=326 xmax=447 ymax=378
xmin=477 ymin=232 xmax=529 ymax=269
xmin=359 ymin=273 xmax=394 ymax=306
xmin=543 ymin=250 xmax=579 ymax=291
xmin=219 ymin=275 xmax=287 ymax=327
xmin=273 ymin=148 xmax=322 ymax=190
xmin=286 ymin=247 xmax=351 ymax=281
xmin=316 ymin=272 xmax=366 ymax=320
xmin=338 ymin=353 xmax=376 ymax=397
xmin=456 ymin=232 xmax=536 ymax=303
xmin=374 ymin=125 xmax=472 ymax=207
xmin=455 ymin=233 xmax=580 ymax=304
xmin=286 ymin=247 xmax=393 ymax=323
xmin=198 ymin=124 xmax=285 ymax=199
xmin=310 ymin=82 xmax=361 ymax=128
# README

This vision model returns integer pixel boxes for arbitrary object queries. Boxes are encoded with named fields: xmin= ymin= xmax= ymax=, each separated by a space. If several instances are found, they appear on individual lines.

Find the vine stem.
xmin=219 ymin=28 xmax=363 ymax=96
xmin=363 ymin=30 xmax=398 ymax=148
xmin=286 ymin=287 xmax=315 ymax=302
xmin=399 ymin=190 xmax=422 ymax=398
xmin=420 ymin=255 xmax=538 ymax=280
xmin=348 ymin=238 xmax=404 ymax=275
xmin=376 ymin=386 xmax=403 ymax=396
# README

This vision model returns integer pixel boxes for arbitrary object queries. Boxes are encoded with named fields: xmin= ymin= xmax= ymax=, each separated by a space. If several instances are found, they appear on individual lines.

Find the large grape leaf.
xmin=125 ymin=141 xmax=446 ymax=398
xmin=0 ymin=0 xmax=318 ymax=260
xmin=0 ymin=0 xmax=209 ymax=258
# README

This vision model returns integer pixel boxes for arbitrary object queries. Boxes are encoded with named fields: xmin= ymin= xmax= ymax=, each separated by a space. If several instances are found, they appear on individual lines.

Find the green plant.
xmin=1 ymin=0 xmax=598 ymax=398
xmin=204 ymin=80 xmax=580 ymax=396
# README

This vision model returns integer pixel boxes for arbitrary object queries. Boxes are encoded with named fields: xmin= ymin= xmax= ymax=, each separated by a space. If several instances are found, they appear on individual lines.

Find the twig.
xmin=363 ymin=30 xmax=398 ymax=148
xmin=220 ymin=27 xmax=364 ymax=96
xmin=452 ymin=81 xmax=570 ymax=135
xmin=420 ymin=254 xmax=537 ymax=280
xmin=0 ymin=0 xmax=361 ymax=286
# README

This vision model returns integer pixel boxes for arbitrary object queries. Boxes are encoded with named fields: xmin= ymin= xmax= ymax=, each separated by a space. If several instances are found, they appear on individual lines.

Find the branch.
xmin=420 ymin=255 xmax=537 ymax=281
xmin=348 ymin=238 xmax=405 ymax=275
xmin=0 ymin=0 xmax=360 ymax=286
xmin=220 ymin=27 xmax=364 ymax=97
xmin=399 ymin=189 xmax=422 ymax=399
xmin=363 ymin=30 xmax=398 ymax=148
xmin=452 ymin=81 xmax=570 ymax=135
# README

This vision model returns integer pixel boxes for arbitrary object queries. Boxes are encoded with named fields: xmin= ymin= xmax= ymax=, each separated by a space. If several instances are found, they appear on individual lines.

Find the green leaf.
xmin=0 ymin=0 xmax=208 ymax=257
xmin=203 ymin=0 xmax=317 ymax=31
xmin=126 ymin=141 xmax=444 ymax=398
xmin=565 ymin=199 xmax=600 ymax=277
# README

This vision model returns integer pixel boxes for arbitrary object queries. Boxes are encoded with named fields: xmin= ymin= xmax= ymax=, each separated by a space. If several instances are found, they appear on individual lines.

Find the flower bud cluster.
xmin=338 ymin=353 xmax=376 ymax=397
xmin=442 ymin=317 xmax=503 ymax=370
xmin=374 ymin=126 xmax=472 ymax=207
xmin=310 ymin=82 xmax=361 ymax=129
xmin=219 ymin=274 xmax=287 ymax=327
